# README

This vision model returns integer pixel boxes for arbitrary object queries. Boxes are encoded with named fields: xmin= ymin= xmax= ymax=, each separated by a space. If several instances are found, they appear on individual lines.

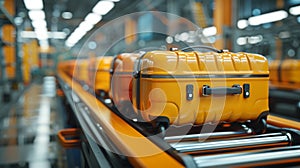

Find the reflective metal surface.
xmin=194 ymin=146 xmax=300 ymax=167
xmin=0 ymin=77 xmax=66 ymax=167
xmin=171 ymin=132 xmax=291 ymax=154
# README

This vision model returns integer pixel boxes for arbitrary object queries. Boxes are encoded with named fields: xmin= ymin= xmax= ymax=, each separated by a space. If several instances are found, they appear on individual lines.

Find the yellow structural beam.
xmin=213 ymin=0 xmax=232 ymax=49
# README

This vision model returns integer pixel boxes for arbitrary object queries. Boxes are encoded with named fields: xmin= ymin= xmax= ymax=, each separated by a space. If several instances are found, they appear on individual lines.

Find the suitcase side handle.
xmin=202 ymin=84 xmax=243 ymax=96
xmin=181 ymin=45 xmax=225 ymax=53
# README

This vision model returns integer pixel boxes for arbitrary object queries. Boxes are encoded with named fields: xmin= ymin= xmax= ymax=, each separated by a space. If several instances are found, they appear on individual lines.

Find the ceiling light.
xmin=28 ymin=10 xmax=45 ymax=20
xmin=107 ymin=0 xmax=120 ymax=2
xmin=24 ymin=0 xmax=43 ymax=10
xmin=248 ymin=35 xmax=263 ymax=44
xmin=49 ymin=32 xmax=67 ymax=39
xmin=66 ymin=41 xmax=75 ymax=47
xmin=237 ymin=37 xmax=247 ymax=45
xmin=248 ymin=10 xmax=288 ymax=26
xmin=39 ymin=39 xmax=48 ymax=46
xmin=92 ymin=1 xmax=115 ymax=15
xmin=203 ymin=26 xmax=217 ymax=36
xmin=21 ymin=31 xmax=36 ymax=38
xmin=36 ymin=33 xmax=48 ymax=40
xmin=62 ymin=12 xmax=73 ymax=19
xmin=32 ymin=20 xmax=47 ymax=28
xmin=79 ymin=21 xmax=94 ymax=32
xmin=85 ymin=13 xmax=102 ymax=25
xmin=237 ymin=19 xmax=248 ymax=29
xmin=290 ymin=6 xmax=300 ymax=15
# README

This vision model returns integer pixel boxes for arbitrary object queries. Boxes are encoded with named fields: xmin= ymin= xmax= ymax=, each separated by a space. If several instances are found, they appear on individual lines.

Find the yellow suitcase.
xmin=110 ymin=53 xmax=141 ymax=110
xmin=90 ymin=56 xmax=114 ymax=97
xmin=269 ymin=60 xmax=281 ymax=82
xmin=280 ymin=59 xmax=300 ymax=83
xmin=132 ymin=49 xmax=269 ymax=133
xmin=269 ymin=59 xmax=300 ymax=89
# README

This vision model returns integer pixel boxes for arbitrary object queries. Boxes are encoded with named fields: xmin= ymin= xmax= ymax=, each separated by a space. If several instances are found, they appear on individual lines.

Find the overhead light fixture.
xmin=32 ymin=20 xmax=47 ymax=28
xmin=237 ymin=19 xmax=248 ymax=29
xmin=85 ymin=13 xmax=102 ymax=25
xmin=65 ymin=41 xmax=75 ymax=47
xmin=49 ymin=32 xmax=67 ymax=39
xmin=28 ymin=10 xmax=45 ymax=20
xmin=21 ymin=31 xmax=36 ymax=38
xmin=107 ymin=0 xmax=120 ymax=2
xmin=62 ymin=12 xmax=73 ymax=19
xmin=248 ymin=10 xmax=288 ymax=26
xmin=35 ymin=30 xmax=48 ymax=40
xmin=78 ymin=21 xmax=94 ymax=32
xmin=203 ymin=26 xmax=217 ymax=36
xmin=21 ymin=31 xmax=66 ymax=39
xmin=24 ymin=0 xmax=43 ymax=10
xmin=92 ymin=1 xmax=115 ymax=15
xmin=66 ymin=0 xmax=115 ymax=48
xmin=248 ymin=35 xmax=263 ymax=44
xmin=39 ymin=39 xmax=49 ymax=46
xmin=289 ymin=5 xmax=300 ymax=15
xmin=237 ymin=37 xmax=247 ymax=45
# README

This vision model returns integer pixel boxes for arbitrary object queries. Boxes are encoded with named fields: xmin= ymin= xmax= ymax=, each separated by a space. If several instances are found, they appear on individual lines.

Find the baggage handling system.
xmin=57 ymin=48 xmax=300 ymax=167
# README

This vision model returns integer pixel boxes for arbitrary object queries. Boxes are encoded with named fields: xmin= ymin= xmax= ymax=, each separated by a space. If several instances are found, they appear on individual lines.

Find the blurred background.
xmin=0 ymin=0 xmax=300 ymax=86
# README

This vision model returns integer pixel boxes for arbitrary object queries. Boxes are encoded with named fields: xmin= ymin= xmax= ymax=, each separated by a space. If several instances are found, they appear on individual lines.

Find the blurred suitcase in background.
xmin=269 ymin=59 xmax=300 ymax=89
xmin=110 ymin=53 xmax=141 ymax=114
xmin=89 ymin=56 xmax=114 ymax=97
xmin=76 ymin=59 xmax=89 ymax=85
xmin=132 ymin=48 xmax=269 ymax=133
xmin=279 ymin=59 xmax=300 ymax=83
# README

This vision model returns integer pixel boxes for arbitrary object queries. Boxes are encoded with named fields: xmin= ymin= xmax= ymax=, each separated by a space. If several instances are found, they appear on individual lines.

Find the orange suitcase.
xmin=269 ymin=60 xmax=280 ymax=82
xmin=89 ymin=56 xmax=114 ymax=97
xmin=131 ymin=49 xmax=269 ymax=133
xmin=281 ymin=59 xmax=300 ymax=83
xmin=269 ymin=59 xmax=300 ymax=89
xmin=110 ymin=53 xmax=141 ymax=109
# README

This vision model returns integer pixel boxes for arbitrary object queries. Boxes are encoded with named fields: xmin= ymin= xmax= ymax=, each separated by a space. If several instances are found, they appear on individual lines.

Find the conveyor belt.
xmin=58 ymin=69 xmax=300 ymax=167
xmin=58 ymin=69 xmax=185 ymax=167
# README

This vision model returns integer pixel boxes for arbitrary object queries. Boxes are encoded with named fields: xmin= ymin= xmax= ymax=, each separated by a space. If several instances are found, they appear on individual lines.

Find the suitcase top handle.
xmin=179 ymin=45 xmax=226 ymax=53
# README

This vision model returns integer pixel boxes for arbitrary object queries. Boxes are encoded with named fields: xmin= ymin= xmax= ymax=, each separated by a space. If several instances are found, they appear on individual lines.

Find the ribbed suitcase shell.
xmin=132 ymin=50 xmax=269 ymax=125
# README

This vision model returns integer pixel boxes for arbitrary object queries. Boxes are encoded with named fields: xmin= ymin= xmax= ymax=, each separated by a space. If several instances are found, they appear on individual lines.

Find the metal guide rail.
xmin=57 ymin=70 xmax=300 ymax=168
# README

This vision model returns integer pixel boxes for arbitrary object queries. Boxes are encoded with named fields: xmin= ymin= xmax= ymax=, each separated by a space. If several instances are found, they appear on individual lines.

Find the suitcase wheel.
xmin=151 ymin=116 xmax=170 ymax=137
xmin=248 ymin=117 xmax=267 ymax=134
xmin=96 ymin=90 xmax=108 ymax=99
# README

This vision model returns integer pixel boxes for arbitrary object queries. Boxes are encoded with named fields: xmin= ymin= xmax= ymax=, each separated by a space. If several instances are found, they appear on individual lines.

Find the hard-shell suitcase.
xmin=132 ymin=49 xmax=269 ymax=132
xmin=269 ymin=60 xmax=280 ymax=82
xmin=281 ymin=59 xmax=300 ymax=83
xmin=89 ymin=56 xmax=114 ymax=96
xmin=110 ymin=53 xmax=141 ymax=107
xmin=269 ymin=59 xmax=300 ymax=84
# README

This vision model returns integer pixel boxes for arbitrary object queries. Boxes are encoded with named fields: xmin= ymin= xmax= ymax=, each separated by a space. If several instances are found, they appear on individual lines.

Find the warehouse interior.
xmin=1 ymin=0 xmax=300 ymax=167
